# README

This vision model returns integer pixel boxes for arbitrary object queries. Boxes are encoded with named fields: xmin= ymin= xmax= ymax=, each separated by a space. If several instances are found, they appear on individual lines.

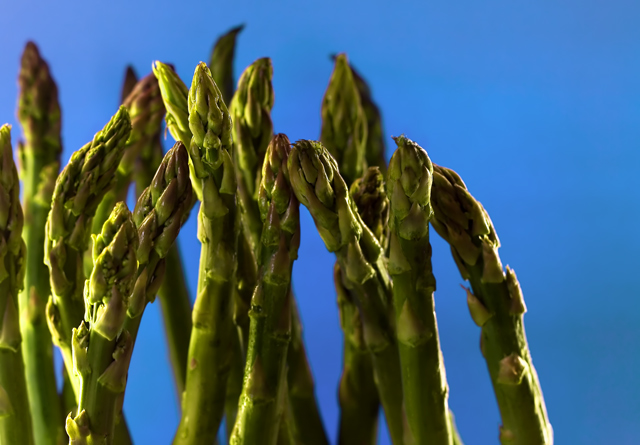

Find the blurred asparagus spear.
xmin=230 ymin=133 xmax=300 ymax=444
xmin=174 ymin=63 xmax=238 ymax=445
xmin=209 ymin=25 xmax=244 ymax=105
xmin=66 ymin=203 xmax=138 ymax=445
xmin=121 ymin=66 xmax=138 ymax=104
xmin=44 ymin=107 xmax=131 ymax=397
xmin=387 ymin=136 xmax=453 ymax=444
xmin=15 ymin=41 xmax=63 ymax=445
xmin=288 ymin=140 xmax=405 ymax=444
xmin=0 ymin=124 xmax=35 ymax=445
xmin=430 ymin=164 xmax=552 ymax=445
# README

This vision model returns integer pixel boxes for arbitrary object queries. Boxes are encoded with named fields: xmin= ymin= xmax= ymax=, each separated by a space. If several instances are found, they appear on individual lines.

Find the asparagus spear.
xmin=430 ymin=164 xmax=552 ymax=445
xmin=387 ymin=136 xmax=452 ymax=444
xmin=15 ymin=41 xmax=63 ymax=445
xmin=91 ymin=72 xmax=166 ymax=240
xmin=288 ymin=140 xmax=405 ymax=444
xmin=153 ymin=61 xmax=191 ymax=149
xmin=174 ymin=62 xmax=238 ymax=445
xmin=230 ymin=130 xmax=300 ymax=445
xmin=120 ymin=66 xmax=138 ymax=104
xmin=44 ymin=106 xmax=132 ymax=397
xmin=0 ymin=124 xmax=35 ymax=445
xmin=320 ymin=53 xmax=368 ymax=186
xmin=209 ymin=25 xmax=244 ymax=105
xmin=65 ymin=202 xmax=138 ymax=445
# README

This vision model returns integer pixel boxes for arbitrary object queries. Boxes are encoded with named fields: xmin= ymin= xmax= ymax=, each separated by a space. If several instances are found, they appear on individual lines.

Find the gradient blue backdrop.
xmin=1 ymin=1 xmax=639 ymax=443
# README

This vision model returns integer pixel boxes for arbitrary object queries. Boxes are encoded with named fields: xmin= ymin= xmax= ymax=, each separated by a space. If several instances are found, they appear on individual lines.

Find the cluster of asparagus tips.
xmin=0 ymin=124 xmax=34 ymax=445
xmin=430 ymin=164 xmax=552 ymax=444
xmin=66 ymin=202 xmax=138 ymax=445
xmin=44 ymin=107 xmax=132 ymax=398
xmin=230 ymin=134 xmax=300 ymax=444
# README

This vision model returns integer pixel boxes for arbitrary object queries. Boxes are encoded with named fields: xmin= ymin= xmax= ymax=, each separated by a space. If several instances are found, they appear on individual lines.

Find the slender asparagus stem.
xmin=0 ymin=124 xmax=35 ymax=445
xmin=15 ymin=42 xmax=63 ymax=445
xmin=287 ymin=295 xmax=329 ymax=445
xmin=44 ymin=107 xmax=131 ymax=398
xmin=66 ymin=202 xmax=138 ymax=445
xmin=153 ymin=61 xmax=191 ymax=149
xmin=91 ymin=72 xmax=165 ymax=239
xmin=230 ymin=132 xmax=300 ymax=445
xmin=120 ymin=66 xmax=138 ymax=104
xmin=387 ymin=136 xmax=452 ymax=444
xmin=288 ymin=140 xmax=405 ymax=444
xmin=320 ymin=53 xmax=368 ymax=186
xmin=209 ymin=25 xmax=244 ymax=105
xmin=430 ymin=164 xmax=552 ymax=445
xmin=174 ymin=63 xmax=238 ymax=445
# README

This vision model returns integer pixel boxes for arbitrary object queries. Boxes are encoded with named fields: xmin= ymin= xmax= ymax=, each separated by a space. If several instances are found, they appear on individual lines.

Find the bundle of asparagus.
xmin=0 ymin=25 xmax=552 ymax=445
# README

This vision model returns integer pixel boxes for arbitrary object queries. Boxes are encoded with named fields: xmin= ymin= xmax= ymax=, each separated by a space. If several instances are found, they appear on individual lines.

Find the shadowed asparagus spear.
xmin=174 ymin=63 xmax=238 ymax=445
xmin=288 ymin=140 xmax=405 ymax=444
xmin=334 ymin=166 xmax=390 ymax=445
xmin=91 ymin=72 xmax=166 ymax=239
xmin=66 ymin=203 xmax=137 ymax=445
xmin=320 ymin=53 xmax=368 ymax=186
xmin=387 ymin=136 xmax=452 ymax=444
xmin=0 ymin=124 xmax=35 ymax=445
xmin=230 ymin=130 xmax=300 ymax=445
xmin=15 ymin=41 xmax=63 ymax=445
xmin=430 ymin=164 xmax=552 ymax=445
xmin=121 ymin=66 xmax=138 ymax=104
xmin=44 ymin=107 xmax=131 ymax=398
xmin=209 ymin=25 xmax=244 ymax=105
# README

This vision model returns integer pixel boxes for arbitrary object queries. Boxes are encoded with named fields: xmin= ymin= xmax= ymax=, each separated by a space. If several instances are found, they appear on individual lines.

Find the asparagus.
xmin=209 ymin=25 xmax=244 ymax=105
xmin=430 ymin=164 xmax=552 ymax=445
xmin=387 ymin=136 xmax=452 ymax=444
xmin=15 ymin=41 xmax=63 ymax=445
xmin=91 ymin=72 xmax=166 ymax=239
xmin=44 ymin=106 xmax=132 ymax=397
xmin=320 ymin=53 xmax=368 ymax=186
xmin=174 ymin=62 xmax=238 ymax=445
xmin=0 ymin=124 xmax=35 ymax=445
xmin=152 ymin=61 xmax=191 ymax=149
xmin=230 ymin=130 xmax=300 ymax=445
xmin=121 ymin=66 xmax=138 ymax=104
xmin=66 ymin=202 xmax=138 ymax=445
xmin=229 ymin=57 xmax=274 ymax=252
xmin=288 ymin=140 xmax=405 ymax=444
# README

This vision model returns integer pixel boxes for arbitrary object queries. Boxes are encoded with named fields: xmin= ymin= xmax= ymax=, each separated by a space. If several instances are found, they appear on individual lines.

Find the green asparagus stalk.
xmin=153 ymin=61 xmax=191 ymax=149
xmin=334 ymin=166 xmax=391 ymax=445
xmin=15 ymin=41 xmax=63 ymax=445
xmin=66 ymin=202 xmax=138 ymax=445
xmin=229 ymin=57 xmax=274 ymax=252
xmin=174 ymin=62 xmax=238 ymax=445
xmin=209 ymin=25 xmax=244 ymax=105
xmin=91 ymin=72 xmax=166 ymax=239
xmin=288 ymin=140 xmax=405 ymax=444
xmin=230 ymin=130 xmax=300 ymax=445
xmin=387 ymin=136 xmax=452 ymax=444
xmin=320 ymin=53 xmax=368 ymax=186
xmin=430 ymin=164 xmax=552 ymax=445
xmin=121 ymin=66 xmax=138 ymax=104
xmin=44 ymin=106 xmax=132 ymax=397
xmin=0 ymin=124 xmax=35 ymax=445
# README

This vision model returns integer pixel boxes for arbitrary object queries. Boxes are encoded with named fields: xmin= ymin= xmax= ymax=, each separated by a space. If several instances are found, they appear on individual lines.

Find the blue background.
xmin=1 ymin=1 xmax=639 ymax=443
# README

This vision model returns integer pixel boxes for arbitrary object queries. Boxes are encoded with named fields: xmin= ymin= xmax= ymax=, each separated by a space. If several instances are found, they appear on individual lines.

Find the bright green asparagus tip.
xmin=209 ymin=24 xmax=245 ymax=105
xmin=320 ymin=53 xmax=368 ymax=186
xmin=153 ymin=61 xmax=191 ymax=146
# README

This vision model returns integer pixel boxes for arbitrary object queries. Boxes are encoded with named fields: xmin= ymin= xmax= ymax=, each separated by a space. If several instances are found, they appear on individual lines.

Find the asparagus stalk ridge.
xmin=16 ymin=41 xmax=64 ymax=445
xmin=0 ymin=124 xmax=35 ymax=445
xmin=174 ymin=62 xmax=238 ymax=445
xmin=387 ymin=135 xmax=453 ymax=444
xmin=44 ymin=106 xmax=132 ymax=398
xmin=230 ymin=133 xmax=300 ymax=445
xmin=65 ymin=202 xmax=137 ymax=445
xmin=287 ymin=140 xmax=405 ymax=444
xmin=430 ymin=164 xmax=552 ymax=445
